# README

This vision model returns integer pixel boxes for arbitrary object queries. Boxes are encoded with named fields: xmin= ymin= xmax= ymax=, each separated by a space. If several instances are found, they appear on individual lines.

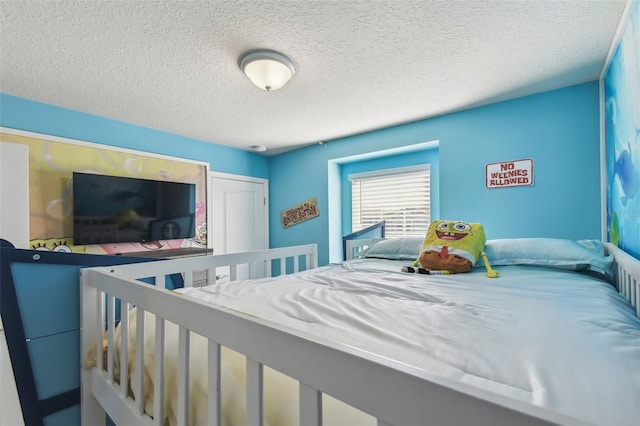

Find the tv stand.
xmin=116 ymin=247 xmax=213 ymax=258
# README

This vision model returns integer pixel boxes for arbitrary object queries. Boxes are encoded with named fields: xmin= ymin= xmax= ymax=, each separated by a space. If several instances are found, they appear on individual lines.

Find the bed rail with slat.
xmin=606 ymin=243 xmax=640 ymax=317
xmin=345 ymin=237 xmax=384 ymax=260
xmin=80 ymin=244 xmax=584 ymax=426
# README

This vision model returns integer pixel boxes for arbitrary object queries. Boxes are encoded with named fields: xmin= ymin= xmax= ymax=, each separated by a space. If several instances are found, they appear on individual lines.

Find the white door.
xmin=210 ymin=173 xmax=268 ymax=280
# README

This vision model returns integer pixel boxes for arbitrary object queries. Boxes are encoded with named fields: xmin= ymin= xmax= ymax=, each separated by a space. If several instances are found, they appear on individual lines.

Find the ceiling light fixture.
xmin=240 ymin=49 xmax=296 ymax=92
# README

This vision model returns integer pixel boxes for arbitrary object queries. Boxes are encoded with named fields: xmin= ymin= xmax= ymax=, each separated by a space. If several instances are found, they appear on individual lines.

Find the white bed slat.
xmin=208 ymin=340 xmax=222 ymax=426
xmin=280 ymin=257 xmax=286 ymax=276
xmin=246 ymin=357 xmax=264 ymax=426
xmin=249 ymin=261 xmax=257 ymax=279
xmin=134 ymin=308 xmax=146 ymax=415
xmin=95 ymin=290 xmax=103 ymax=374
xmin=155 ymin=274 xmax=165 ymax=289
xmin=153 ymin=317 xmax=165 ymax=426
xmin=607 ymin=243 xmax=640 ymax=317
xmin=293 ymin=255 xmax=299 ymax=273
xmin=81 ymin=274 xmax=107 ymax=426
xmin=183 ymin=270 xmax=193 ymax=287
xmin=120 ymin=301 xmax=130 ymax=397
xmin=265 ymin=258 xmax=272 ymax=277
xmin=177 ymin=326 xmax=190 ymax=426
xmin=299 ymin=382 xmax=322 ymax=426
xmin=107 ymin=296 xmax=115 ymax=383
xmin=230 ymin=264 xmax=237 ymax=281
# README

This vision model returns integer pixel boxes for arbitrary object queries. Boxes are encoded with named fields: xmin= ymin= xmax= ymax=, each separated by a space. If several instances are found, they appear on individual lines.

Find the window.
xmin=351 ymin=165 xmax=430 ymax=238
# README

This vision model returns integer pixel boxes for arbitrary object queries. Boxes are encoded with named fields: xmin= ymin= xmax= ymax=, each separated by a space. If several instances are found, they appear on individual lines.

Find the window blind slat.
xmin=352 ymin=166 xmax=431 ymax=238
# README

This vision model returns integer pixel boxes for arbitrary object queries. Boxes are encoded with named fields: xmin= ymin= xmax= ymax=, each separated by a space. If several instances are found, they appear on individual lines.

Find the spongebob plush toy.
xmin=410 ymin=220 xmax=498 ymax=278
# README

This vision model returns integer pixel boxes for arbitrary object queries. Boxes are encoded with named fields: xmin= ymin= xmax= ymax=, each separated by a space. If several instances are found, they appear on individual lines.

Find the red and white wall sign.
xmin=485 ymin=159 xmax=533 ymax=189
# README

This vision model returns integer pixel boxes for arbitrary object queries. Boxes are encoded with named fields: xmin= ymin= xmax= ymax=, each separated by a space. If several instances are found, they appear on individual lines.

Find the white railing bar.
xmin=280 ymin=257 xmax=286 ymax=276
xmin=634 ymin=277 xmax=640 ymax=317
xmin=208 ymin=340 xmax=222 ymax=426
xmin=87 ymin=245 xmax=316 ymax=280
xmin=176 ymin=326 xmax=190 ymax=426
xmin=207 ymin=266 xmax=216 ymax=285
xmin=95 ymin=290 xmax=104 ymax=374
xmin=294 ymin=255 xmax=300 ymax=273
xmin=153 ymin=316 xmax=165 ymax=426
xmin=230 ymin=264 xmax=237 ymax=282
xmin=183 ymin=270 xmax=193 ymax=287
xmin=134 ymin=308 xmax=146 ymax=415
xmin=299 ymin=382 xmax=322 ymax=426
xmin=249 ymin=261 xmax=256 ymax=279
xmin=246 ymin=357 xmax=264 ymax=426
xmin=120 ymin=300 xmax=130 ymax=397
xmin=107 ymin=295 xmax=115 ymax=384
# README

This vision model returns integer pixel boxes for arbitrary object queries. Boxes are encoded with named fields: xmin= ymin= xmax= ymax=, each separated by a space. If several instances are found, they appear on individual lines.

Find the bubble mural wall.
xmin=0 ymin=129 xmax=208 ymax=255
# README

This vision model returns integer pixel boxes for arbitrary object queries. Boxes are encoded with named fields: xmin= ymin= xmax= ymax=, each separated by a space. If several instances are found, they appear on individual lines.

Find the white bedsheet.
xmin=178 ymin=259 xmax=640 ymax=426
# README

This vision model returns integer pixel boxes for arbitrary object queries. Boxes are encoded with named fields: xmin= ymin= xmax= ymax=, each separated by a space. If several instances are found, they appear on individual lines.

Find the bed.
xmin=80 ymin=238 xmax=640 ymax=426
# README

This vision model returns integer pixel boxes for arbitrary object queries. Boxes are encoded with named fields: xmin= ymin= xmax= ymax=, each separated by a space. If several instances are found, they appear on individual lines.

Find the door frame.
xmin=209 ymin=171 xmax=269 ymax=250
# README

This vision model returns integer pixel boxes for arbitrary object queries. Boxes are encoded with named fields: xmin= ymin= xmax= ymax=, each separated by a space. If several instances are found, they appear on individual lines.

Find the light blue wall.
xmin=0 ymin=94 xmax=269 ymax=178
xmin=269 ymin=82 xmax=602 ymax=266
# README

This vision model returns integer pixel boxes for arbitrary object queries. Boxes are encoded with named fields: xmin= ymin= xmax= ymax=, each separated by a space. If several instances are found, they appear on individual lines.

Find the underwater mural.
xmin=605 ymin=1 xmax=640 ymax=259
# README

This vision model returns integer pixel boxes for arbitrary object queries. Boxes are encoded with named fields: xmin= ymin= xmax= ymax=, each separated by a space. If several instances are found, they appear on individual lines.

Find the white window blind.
xmin=351 ymin=165 xmax=430 ymax=238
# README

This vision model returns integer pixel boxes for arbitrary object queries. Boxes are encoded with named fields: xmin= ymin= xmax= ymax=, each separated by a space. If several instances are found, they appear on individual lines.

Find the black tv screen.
xmin=73 ymin=172 xmax=196 ymax=245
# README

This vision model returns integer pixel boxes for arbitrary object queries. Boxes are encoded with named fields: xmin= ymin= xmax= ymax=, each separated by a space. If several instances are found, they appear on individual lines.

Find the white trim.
xmin=599 ymin=0 xmax=634 ymax=81
xmin=348 ymin=164 xmax=430 ymax=181
xmin=0 ymin=127 xmax=209 ymax=168
xmin=210 ymin=171 xmax=268 ymax=185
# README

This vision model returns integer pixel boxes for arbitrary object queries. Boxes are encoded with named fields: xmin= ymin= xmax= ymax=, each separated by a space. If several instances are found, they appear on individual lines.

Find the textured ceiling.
xmin=0 ymin=1 xmax=628 ymax=155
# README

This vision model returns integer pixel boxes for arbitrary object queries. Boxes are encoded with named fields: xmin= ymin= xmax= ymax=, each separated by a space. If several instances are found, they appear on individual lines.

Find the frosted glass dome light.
xmin=240 ymin=50 xmax=296 ymax=92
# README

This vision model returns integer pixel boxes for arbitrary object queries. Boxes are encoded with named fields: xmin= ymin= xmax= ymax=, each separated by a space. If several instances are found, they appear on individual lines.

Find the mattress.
xmin=178 ymin=258 xmax=640 ymax=425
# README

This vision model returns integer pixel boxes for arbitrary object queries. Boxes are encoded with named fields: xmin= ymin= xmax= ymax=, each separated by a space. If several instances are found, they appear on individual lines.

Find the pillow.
xmin=360 ymin=237 xmax=423 ymax=260
xmin=480 ymin=238 xmax=614 ymax=280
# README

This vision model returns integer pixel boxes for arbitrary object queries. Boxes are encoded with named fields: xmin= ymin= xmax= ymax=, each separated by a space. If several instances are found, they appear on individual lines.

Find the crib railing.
xmin=80 ymin=244 xmax=578 ymax=426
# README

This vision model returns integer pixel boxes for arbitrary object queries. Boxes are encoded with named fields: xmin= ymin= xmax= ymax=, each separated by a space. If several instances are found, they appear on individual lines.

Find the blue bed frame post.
xmin=0 ymin=240 xmax=182 ymax=426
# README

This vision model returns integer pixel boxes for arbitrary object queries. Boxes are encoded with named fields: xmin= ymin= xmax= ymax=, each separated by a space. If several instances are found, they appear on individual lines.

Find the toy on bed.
xmin=404 ymin=220 xmax=499 ymax=278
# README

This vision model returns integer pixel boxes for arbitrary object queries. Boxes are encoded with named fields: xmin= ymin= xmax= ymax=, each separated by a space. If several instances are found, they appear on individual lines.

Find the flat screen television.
xmin=73 ymin=172 xmax=196 ymax=245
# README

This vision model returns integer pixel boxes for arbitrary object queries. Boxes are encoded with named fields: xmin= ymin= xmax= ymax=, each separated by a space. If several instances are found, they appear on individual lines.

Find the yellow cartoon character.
xmin=409 ymin=220 xmax=498 ymax=277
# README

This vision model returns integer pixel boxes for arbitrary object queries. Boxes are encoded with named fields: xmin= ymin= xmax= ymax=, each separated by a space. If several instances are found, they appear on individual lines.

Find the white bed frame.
xmin=80 ymin=242 xmax=640 ymax=426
